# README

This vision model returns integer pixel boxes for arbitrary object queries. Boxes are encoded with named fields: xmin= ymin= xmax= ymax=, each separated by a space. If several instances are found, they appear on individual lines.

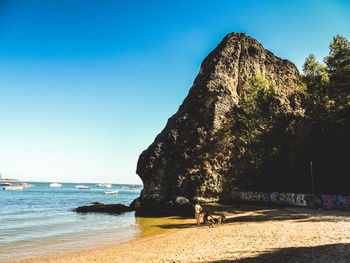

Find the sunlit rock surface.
xmin=136 ymin=33 xmax=300 ymax=212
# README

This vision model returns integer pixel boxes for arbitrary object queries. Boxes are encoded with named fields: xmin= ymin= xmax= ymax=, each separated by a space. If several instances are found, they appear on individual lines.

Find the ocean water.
xmin=0 ymin=182 xmax=142 ymax=262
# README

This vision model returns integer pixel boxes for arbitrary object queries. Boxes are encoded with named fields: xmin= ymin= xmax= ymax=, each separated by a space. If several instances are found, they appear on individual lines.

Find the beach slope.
xmin=20 ymin=205 xmax=350 ymax=263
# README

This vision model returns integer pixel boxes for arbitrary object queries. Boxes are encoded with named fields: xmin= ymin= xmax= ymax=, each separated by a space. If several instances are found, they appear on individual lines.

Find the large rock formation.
xmin=136 ymin=33 xmax=301 ymax=212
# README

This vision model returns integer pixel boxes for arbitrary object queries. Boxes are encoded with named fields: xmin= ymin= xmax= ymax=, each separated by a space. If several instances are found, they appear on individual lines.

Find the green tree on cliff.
xmin=227 ymin=74 xmax=303 ymax=191
xmin=225 ymin=35 xmax=350 ymax=193
xmin=324 ymin=34 xmax=350 ymax=95
xmin=236 ymin=74 xmax=281 ymax=145
xmin=303 ymin=34 xmax=350 ymax=110
xmin=302 ymin=54 xmax=330 ymax=115
xmin=302 ymin=54 xmax=329 ymax=96
xmin=300 ymin=34 xmax=350 ymax=194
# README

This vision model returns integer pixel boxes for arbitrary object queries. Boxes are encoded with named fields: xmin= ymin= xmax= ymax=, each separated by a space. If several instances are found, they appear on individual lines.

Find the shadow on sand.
xmin=149 ymin=204 xmax=350 ymax=229
xmin=207 ymin=243 xmax=350 ymax=263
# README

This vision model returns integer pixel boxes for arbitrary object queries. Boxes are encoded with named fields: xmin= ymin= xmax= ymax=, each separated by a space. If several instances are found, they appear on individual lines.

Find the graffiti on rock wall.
xmin=231 ymin=191 xmax=350 ymax=211
xmin=321 ymin=194 xmax=334 ymax=209
xmin=320 ymin=194 xmax=350 ymax=210
xmin=343 ymin=196 xmax=350 ymax=210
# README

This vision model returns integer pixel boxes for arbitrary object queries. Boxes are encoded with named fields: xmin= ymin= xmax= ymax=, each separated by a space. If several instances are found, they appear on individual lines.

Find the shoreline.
xmin=14 ymin=214 xmax=194 ymax=263
xmin=0 ymin=182 xmax=142 ymax=263
xmin=17 ymin=204 xmax=350 ymax=263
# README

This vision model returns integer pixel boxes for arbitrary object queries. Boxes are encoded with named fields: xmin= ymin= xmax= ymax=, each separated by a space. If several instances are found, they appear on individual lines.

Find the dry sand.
xmin=19 ymin=204 xmax=350 ymax=263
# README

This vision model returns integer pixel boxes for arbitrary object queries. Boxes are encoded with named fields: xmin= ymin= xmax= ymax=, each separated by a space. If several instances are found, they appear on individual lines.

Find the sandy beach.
xmin=19 ymin=204 xmax=350 ymax=263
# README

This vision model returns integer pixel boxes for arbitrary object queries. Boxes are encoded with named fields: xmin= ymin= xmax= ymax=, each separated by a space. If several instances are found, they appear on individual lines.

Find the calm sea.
xmin=0 ymin=182 xmax=142 ymax=262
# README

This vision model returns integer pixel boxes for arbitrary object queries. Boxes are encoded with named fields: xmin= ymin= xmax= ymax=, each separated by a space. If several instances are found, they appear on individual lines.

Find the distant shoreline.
xmin=0 ymin=178 xmax=18 ymax=181
xmin=0 ymin=179 xmax=142 ymax=185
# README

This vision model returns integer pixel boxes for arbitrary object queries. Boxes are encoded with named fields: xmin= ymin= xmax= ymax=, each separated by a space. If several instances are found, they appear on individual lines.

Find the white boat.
xmin=104 ymin=190 xmax=118 ymax=194
xmin=3 ymin=185 xmax=24 ymax=191
xmin=49 ymin=183 xmax=62 ymax=188
xmin=96 ymin=183 xmax=112 ymax=188
xmin=75 ymin=185 xmax=91 ymax=189
xmin=20 ymin=183 xmax=35 ymax=188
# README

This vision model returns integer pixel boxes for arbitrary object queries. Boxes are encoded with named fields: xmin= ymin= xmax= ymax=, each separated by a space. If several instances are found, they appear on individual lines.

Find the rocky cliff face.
xmin=136 ymin=33 xmax=301 ymax=210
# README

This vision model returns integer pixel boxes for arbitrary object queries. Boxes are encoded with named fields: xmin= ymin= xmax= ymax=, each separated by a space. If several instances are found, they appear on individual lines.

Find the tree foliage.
xmin=224 ymin=74 xmax=304 ymax=191
xmin=324 ymin=34 xmax=350 ymax=93
xmin=236 ymin=74 xmax=281 ymax=144
xmin=227 ymin=35 xmax=350 ymax=193
xmin=303 ymin=35 xmax=350 ymax=110
xmin=298 ymin=34 xmax=350 ymax=193
xmin=302 ymin=54 xmax=329 ymax=98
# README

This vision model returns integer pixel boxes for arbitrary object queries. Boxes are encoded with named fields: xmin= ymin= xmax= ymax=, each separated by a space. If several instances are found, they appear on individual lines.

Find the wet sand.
xmin=19 ymin=204 xmax=350 ymax=263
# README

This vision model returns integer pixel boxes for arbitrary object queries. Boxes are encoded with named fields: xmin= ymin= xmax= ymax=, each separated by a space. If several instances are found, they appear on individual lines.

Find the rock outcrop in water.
xmin=73 ymin=202 xmax=133 ymax=214
xmin=136 ymin=33 xmax=302 ymax=213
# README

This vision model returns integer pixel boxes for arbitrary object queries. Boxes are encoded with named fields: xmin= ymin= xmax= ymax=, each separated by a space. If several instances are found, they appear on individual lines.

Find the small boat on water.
xmin=120 ymin=185 xmax=137 ymax=190
xmin=122 ymin=185 xmax=136 ymax=190
xmin=20 ymin=183 xmax=35 ymax=188
xmin=3 ymin=185 xmax=24 ymax=191
xmin=104 ymin=190 xmax=118 ymax=194
xmin=49 ymin=183 xmax=62 ymax=188
xmin=75 ymin=185 xmax=91 ymax=190
xmin=96 ymin=183 xmax=112 ymax=188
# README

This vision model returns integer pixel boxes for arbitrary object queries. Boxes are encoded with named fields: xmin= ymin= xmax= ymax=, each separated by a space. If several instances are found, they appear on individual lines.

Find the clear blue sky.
xmin=0 ymin=0 xmax=349 ymax=184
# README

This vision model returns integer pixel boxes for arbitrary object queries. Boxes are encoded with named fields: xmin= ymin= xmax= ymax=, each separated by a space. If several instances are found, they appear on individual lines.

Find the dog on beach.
xmin=204 ymin=212 xmax=226 ymax=227
xmin=219 ymin=215 xmax=226 ymax=224
xmin=213 ymin=215 xmax=226 ymax=224
xmin=203 ymin=212 xmax=215 ymax=228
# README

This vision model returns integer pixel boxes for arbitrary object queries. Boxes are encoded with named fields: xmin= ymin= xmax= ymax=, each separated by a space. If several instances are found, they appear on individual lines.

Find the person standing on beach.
xmin=194 ymin=201 xmax=202 ymax=227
